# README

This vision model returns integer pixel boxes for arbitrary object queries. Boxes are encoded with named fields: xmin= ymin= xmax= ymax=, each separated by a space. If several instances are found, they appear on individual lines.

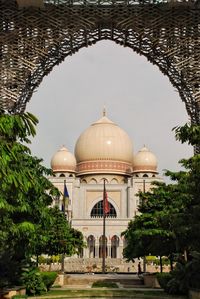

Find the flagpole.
xmin=102 ymin=179 xmax=106 ymax=274
xmin=61 ymin=179 xmax=66 ymax=273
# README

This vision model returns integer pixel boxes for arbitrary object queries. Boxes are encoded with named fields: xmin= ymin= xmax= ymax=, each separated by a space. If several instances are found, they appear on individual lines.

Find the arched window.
xmin=143 ymin=174 xmax=148 ymax=178
xmin=111 ymin=235 xmax=119 ymax=258
xmin=87 ymin=235 xmax=95 ymax=258
xmin=90 ymin=200 xmax=117 ymax=218
xmin=59 ymin=173 xmax=65 ymax=177
xmin=99 ymin=236 xmax=108 ymax=258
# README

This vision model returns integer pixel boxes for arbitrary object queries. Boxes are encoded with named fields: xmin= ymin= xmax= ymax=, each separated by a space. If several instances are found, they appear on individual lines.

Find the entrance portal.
xmin=1 ymin=0 xmax=200 ymax=127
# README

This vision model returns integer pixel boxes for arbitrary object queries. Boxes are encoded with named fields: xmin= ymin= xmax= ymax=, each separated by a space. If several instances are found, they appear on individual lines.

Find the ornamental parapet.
xmin=132 ymin=165 xmax=158 ymax=173
xmin=76 ymin=160 xmax=132 ymax=176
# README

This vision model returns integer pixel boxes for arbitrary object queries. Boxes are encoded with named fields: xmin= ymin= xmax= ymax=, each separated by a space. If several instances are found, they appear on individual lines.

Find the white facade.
xmin=49 ymin=113 xmax=163 ymax=260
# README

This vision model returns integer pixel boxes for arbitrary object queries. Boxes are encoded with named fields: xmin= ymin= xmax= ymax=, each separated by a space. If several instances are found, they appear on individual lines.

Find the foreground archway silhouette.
xmin=1 ymin=0 xmax=200 ymax=127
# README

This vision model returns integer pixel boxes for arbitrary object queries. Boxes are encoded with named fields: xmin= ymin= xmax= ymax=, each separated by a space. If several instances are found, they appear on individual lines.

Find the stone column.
xmin=108 ymin=245 xmax=111 ymax=258
xmin=107 ymin=238 xmax=111 ymax=258
xmin=118 ymin=239 xmax=124 ymax=258
xmin=83 ymin=246 xmax=88 ymax=258
xmin=95 ymin=245 xmax=99 ymax=258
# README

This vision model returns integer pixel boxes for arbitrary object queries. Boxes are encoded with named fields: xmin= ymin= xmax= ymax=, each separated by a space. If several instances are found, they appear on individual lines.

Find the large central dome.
xmin=74 ymin=113 xmax=133 ymax=176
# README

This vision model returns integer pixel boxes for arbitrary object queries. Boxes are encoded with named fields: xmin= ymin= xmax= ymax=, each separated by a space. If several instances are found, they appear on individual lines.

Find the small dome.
xmin=51 ymin=146 xmax=76 ymax=173
xmin=74 ymin=113 xmax=133 ymax=176
xmin=133 ymin=146 xmax=158 ymax=173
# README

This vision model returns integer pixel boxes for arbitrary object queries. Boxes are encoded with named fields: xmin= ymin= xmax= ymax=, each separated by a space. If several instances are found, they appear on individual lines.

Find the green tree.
xmin=123 ymin=123 xmax=200 ymax=270
xmin=122 ymin=182 xmax=177 ymax=267
xmin=0 ymin=112 xmax=57 ymax=286
xmin=0 ymin=112 xmax=84 ymax=287
xmin=41 ymin=206 xmax=84 ymax=257
xmin=172 ymin=123 xmax=200 ymax=252
xmin=165 ymin=123 xmax=200 ymax=294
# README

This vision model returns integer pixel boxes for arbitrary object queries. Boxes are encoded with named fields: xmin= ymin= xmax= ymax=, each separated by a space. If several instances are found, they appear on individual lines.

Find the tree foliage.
xmin=123 ymin=123 xmax=200 ymax=274
xmin=0 ymin=112 xmax=84 ymax=287
xmin=39 ymin=206 xmax=84 ymax=257
xmin=173 ymin=123 xmax=200 ymax=147
xmin=122 ymin=182 xmax=177 ymax=261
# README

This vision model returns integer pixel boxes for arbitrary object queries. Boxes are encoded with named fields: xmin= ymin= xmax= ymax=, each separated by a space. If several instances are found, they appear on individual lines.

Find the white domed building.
xmin=49 ymin=112 xmax=163 ymax=270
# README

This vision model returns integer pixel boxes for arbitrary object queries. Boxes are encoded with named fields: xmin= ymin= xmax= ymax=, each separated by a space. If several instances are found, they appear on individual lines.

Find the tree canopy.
xmin=122 ymin=123 xmax=200 ymax=266
xmin=0 ymin=112 xmax=84 ymax=287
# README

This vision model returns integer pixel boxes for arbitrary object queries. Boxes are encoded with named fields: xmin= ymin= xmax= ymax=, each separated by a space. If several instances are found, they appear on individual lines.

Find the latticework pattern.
xmin=1 ymin=0 xmax=200 ymax=128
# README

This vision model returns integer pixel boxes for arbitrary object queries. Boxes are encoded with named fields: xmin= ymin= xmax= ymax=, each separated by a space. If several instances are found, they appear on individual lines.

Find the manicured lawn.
xmin=33 ymin=289 xmax=187 ymax=299
xmin=92 ymin=281 xmax=119 ymax=288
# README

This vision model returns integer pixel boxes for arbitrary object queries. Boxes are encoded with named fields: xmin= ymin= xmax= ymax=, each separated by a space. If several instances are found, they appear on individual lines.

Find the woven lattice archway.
xmin=1 ymin=0 xmax=200 ymax=126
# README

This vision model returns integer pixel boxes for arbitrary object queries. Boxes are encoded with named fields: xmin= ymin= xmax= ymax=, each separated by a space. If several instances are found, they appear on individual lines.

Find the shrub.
xmin=38 ymin=256 xmax=46 ymax=264
xmin=166 ymin=252 xmax=200 ymax=294
xmin=22 ymin=268 xmax=46 ymax=295
xmin=51 ymin=255 xmax=61 ymax=263
xmin=162 ymin=259 xmax=200 ymax=295
xmin=162 ymin=257 xmax=170 ymax=266
xmin=186 ymin=252 xmax=200 ymax=290
xmin=40 ymin=272 xmax=57 ymax=290
xmin=166 ymin=277 xmax=185 ymax=295
xmin=156 ymin=272 xmax=172 ymax=291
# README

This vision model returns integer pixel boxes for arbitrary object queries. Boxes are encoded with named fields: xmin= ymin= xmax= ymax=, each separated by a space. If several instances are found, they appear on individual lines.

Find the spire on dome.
xmin=103 ymin=106 xmax=106 ymax=117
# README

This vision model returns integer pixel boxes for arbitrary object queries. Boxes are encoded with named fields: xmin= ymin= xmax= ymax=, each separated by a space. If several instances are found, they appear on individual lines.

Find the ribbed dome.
xmin=74 ymin=114 xmax=133 ymax=176
xmin=51 ymin=146 xmax=76 ymax=173
xmin=133 ymin=146 xmax=158 ymax=173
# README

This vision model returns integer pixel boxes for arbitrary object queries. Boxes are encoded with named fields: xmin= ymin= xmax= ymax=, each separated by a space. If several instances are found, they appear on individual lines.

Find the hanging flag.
xmin=62 ymin=181 xmax=69 ymax=212
xmin=103 ymin=183 xmax=110 ymax=215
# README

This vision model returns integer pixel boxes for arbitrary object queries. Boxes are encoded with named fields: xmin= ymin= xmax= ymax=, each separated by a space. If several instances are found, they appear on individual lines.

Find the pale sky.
xmin=27 ymin=40 xmax=193 ymax=182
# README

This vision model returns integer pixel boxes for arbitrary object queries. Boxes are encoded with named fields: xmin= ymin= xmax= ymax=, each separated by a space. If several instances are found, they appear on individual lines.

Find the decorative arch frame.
xmin=1 ymin=0 xmax=200 ymax=144
xmin=81 ymin=179 xmax=87 ymax=184
xmin=111 ymin=178 xmax=119 ymax=184
xmin=89 ymin=178 xmax=98 ymax=184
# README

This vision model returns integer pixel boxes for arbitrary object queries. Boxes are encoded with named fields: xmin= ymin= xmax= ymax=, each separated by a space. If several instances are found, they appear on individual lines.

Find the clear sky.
xmin=27 ymin=40 xmax=193 ymax=181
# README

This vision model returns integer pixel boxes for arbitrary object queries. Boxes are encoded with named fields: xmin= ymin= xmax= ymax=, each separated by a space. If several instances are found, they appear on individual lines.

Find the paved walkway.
xmin=52 ymin=272 xmax=164 ymax=291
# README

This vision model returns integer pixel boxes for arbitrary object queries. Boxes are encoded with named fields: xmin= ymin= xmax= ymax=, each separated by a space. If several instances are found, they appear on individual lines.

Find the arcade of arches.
xmin=50 ymin=112 xmax=163 ymax=267
xmin=87 ymin=235 xmax=120 ymax=259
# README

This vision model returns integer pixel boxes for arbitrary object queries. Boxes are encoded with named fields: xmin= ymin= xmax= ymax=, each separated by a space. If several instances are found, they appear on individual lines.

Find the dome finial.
xmin=103 ymin=106 xmax=106 ymax=117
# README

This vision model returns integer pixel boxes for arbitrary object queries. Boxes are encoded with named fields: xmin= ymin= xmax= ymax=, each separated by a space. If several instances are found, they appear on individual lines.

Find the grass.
xmin=34 ymin=288 xmax=187 ymax=299
xmin=91 ymin=281 xmax=119 ymax=288
xmin=12 ymin=296 xmax=28 ymax=299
